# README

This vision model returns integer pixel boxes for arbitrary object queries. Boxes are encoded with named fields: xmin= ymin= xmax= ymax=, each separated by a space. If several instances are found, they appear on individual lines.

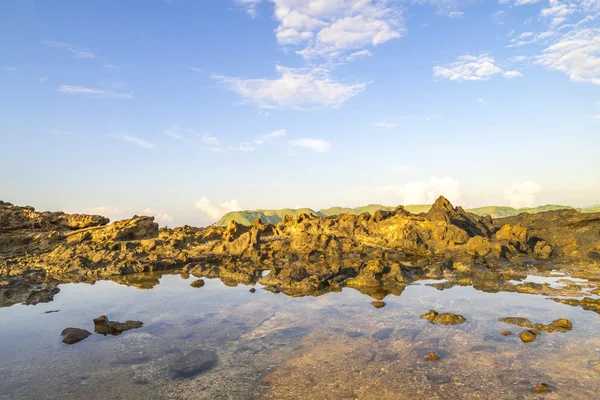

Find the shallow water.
xmin=1 ymin=273 xmax=599 ymax=399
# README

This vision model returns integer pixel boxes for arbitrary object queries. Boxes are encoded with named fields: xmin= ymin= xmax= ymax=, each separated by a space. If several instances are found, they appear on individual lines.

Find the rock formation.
xmin=1 ymin=196 xmax=599 ymax=304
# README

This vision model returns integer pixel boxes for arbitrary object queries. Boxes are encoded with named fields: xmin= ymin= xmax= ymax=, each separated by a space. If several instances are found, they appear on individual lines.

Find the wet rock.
xmin=249 ymin=287 xmax=256 ymax=293
xmin=370 ymin=301 xmax=386 ymax=309
xmin=550 ymin=297 xmax=600 ymax=315
xmin=190 ymin=279 xmax=205 ymax=288
xmin=499 ymin=317 xmax=573 ymax=333
xmin=421 ymin=310 xmax=467 ymax=325
xmin=519 ymin=330 xmax=539 ymax=343
xmin=500 ymin=331 xmax=512 ymax=336
xmin=93 ymin=315 xmax=143 ymax=336
xmin=171 ymin=349 xmax=217 ymax=378
xmin=425 ymin=352 xmax=440 ymax=361
xmin=534 ymin=383 xmax=552 ymax=393
xmin=44 ymin=310 xmax=60 ymax=314
xmin=61 ymin=328 xmax=91 ymax=344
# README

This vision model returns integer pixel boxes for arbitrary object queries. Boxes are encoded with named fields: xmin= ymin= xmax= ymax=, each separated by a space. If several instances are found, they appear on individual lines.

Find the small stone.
xmin=425 ymin=352 xmax=440 ymax=361
xmin=93 ymin=315 xmax=143 ymax=336
xmin=249 ymin=288 xmax=256 ymax=293
xmin=371 ymin=301 xmax=386 ymax=309
xmin=190 ymin=279 xmax=205 ymax=288
xmin=550 ymin=318 xmax=573 ymax=331
xmin=500 ymin=331 xmax=512 ymax=336
xmin=519 ymin=330 xmax=538 ymax=343
xmin=534 ymin=383 xmax=552 ymax=393
xmin=93 ymin=315 xmax=109 ymax=326
xmin=45 ymin=310 xmax=60 ymax=314
xmin=61 ymin=328 xmax=91 ymax=344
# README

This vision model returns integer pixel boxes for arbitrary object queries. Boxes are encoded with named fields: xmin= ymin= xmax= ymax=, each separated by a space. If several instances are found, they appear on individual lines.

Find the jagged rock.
xmin=93 ymin=315 xmax=143 ymax=336
xmin=1 ymin=197 xmax=600 ymax=304
xmin=61 ymin=328 xmax=91 ymax=344
xmin=421 ymin=310 xmax=467 ymax=325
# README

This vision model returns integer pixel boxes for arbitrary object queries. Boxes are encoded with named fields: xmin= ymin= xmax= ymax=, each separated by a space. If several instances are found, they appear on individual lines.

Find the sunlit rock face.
xmin=1 ymin=196 xmax=600 ymax=302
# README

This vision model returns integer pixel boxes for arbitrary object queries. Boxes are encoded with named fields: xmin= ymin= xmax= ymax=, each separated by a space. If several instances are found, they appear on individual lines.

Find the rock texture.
xmin=61 ymin=328 xmax=91 ymax=344
xmin=1 ymin=196 xmax=600 ymax=305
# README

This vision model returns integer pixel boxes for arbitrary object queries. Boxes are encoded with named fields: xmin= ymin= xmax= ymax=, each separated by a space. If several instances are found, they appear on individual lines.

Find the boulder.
xmin=171 ymin=349 xmax=217 ymax=378
xmin=61 ymin=328 xmax=91 ymax=344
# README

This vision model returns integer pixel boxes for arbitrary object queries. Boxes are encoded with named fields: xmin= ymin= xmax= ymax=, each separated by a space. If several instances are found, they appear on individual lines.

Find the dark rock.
xmin=45 ymin=310 xmax=60 ymax=314
xmin=190 ymin=279 xmax=205 ymax=288
xmin=61 ymin=328 xmax=91 ymax=344
xmin=171 ymin=349 xmax=217 ymax=378
xmin=93 ymin=315 xmax=143 ymax=336
xmin=249 ymin=287 xmax=256 ymax=293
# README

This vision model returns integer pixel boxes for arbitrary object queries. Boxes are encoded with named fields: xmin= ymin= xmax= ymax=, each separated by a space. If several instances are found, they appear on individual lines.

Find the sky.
xmin=1 ymin=0 xmax=599 ymax=227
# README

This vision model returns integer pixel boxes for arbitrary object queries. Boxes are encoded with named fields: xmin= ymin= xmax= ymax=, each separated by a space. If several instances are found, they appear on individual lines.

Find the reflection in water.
xmin=0 ymin=272 xmax=599 ymax=399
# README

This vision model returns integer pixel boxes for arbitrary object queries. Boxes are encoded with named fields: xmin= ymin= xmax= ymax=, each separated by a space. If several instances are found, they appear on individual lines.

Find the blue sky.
xmin=1 ymin=0 xmax=599 ymax=226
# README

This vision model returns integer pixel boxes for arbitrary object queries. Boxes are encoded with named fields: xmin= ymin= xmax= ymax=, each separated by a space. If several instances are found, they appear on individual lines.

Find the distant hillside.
xmin=216 ymin=203 xmax=595 ymax=226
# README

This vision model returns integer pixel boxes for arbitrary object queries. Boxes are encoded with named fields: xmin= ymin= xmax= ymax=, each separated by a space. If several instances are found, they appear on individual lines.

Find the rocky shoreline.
xmin=1 ymin=197 xmax=599 ymax=309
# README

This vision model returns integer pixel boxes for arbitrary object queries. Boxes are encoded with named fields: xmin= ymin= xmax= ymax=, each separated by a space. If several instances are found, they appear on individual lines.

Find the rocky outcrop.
xmin=93 ymin=315 xmax=143 ymax=335
xmin=1 ymin=196 xmax=599 ymax=303
xmin=499 ymin=317 xmax=573 ymax=333
xmin=0 ymin=201 xmax=109 ymax=231
xmin=421 ymin=310 xmax=467 ymax=325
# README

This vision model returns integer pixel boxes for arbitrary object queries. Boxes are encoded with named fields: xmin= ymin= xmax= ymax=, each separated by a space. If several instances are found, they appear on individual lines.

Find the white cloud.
xmin=254 ymin=129 xmax=287 ymax=144
xmin=536 ymin=28 xmax=600 ymax=85
xmin=201 ymin=135 xmax=221 ymax=146
xmin=39 ymin=76 xmax=48 ymax=83
xmin=374 ymin=122 xmax=396 ymax=128
xmin=434 ymin=54 xmax=523 ymax=81
xmin=116 ymin=135 xmax=156 ymax=149
xmin=105 ymin=64 xmax=120 ymax=69
xmin=446 ymin=11 xmax=464 ymax=18
xmin=236 ymin=0 xmax=262 ymax=17
xmin=190 ymin=67 xmax=202 ymax=72
xmin=379 ymin=176 xmax=463 ymax=205
xmin=586 ymin=114 xmax=600 ymax=119
xmin=143 ymin=208 xmax=174 ymax=224
xmin=290 ymin=138 xmax=331 ymax=152
xmin=267 ymin=0 xmax=404 ymax=61
xmin=346 ymin=49 xmax=373 ymax=61
xmin=194 ymin=197 xmax=242 ymax=221
xmin=503 ymin=182 xmax=542 ymax=208
xmin=42 ymin=40 xmax=95 ymax=59
xmin=476 ymin=97 xmax=485 ymax=103
xmin=89 ymin=206 xmax=122 ymax=222
xmin=165 ymin=125 xmax=186 ymax=140
xmin=58 ymin=85 xmax=135 ymax=99
xmin=214 ymin=65 xmax=365 ymax=109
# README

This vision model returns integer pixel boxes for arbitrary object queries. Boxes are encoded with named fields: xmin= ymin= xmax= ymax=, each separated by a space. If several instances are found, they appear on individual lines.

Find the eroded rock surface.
xmin=1 ymin=196 xmax=599 ymax=304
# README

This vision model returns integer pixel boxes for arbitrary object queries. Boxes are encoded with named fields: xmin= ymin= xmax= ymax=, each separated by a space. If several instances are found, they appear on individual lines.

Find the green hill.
xmin=216 ymin=203 xmax=595 ymax=226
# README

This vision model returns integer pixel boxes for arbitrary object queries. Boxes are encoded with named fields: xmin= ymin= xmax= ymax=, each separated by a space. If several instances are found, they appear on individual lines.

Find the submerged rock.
xmin=500 ymin=331 xmax=512 ymax=336
xmin=519 ymin=330 xmax=539 ymax=343
xmin=61 ymin=328 xmax=91 ymax=344
xmin=421 ymin=310 xmax=467 ymax=325
xmin=425 ymin=352 xmax=440 ymax=361
xmin=171 ymin=349 xmax=217 ymax=378
xmin=190 ymin=279 xmax=205 ymax=288
xmin=93 ymin=315 xmax=143 ymax=336
xmin=534 ymin=383 xmax=552 ymax=393
xmin=499 ymin=317 xmax=573 ymax=333
xmin=370 ymin=301 xmax=386 ymax=309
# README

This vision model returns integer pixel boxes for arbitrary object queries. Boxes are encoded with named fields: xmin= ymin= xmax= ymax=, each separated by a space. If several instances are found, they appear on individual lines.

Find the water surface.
xmin=1 ymin=272 xmax=599 ymax=399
